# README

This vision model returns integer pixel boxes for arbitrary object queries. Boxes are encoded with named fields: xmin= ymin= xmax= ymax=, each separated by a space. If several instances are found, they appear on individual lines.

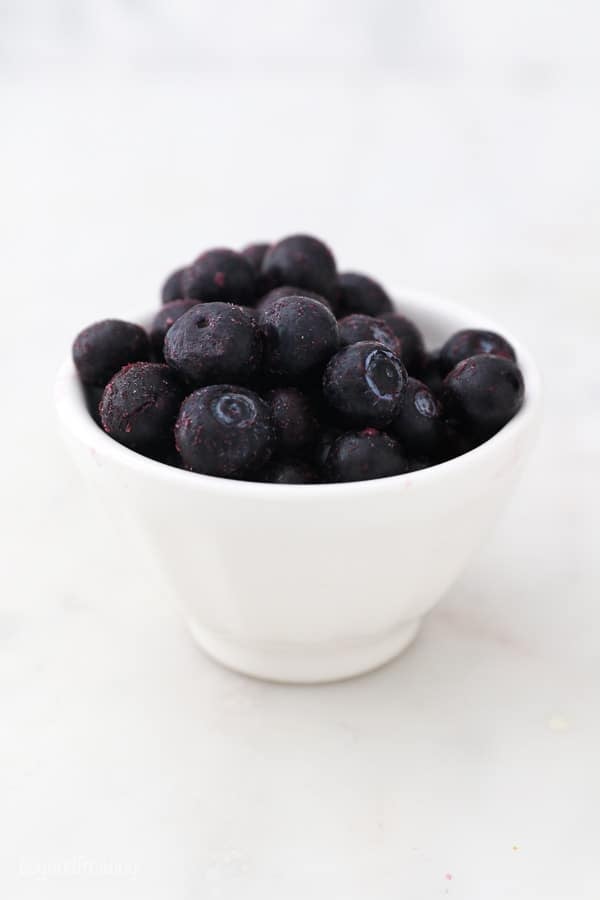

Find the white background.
xmin=1 ymin=2 xmax=599 ymax=897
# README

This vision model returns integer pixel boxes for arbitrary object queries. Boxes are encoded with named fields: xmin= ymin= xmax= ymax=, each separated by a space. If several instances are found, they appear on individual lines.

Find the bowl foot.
xmin=186 ymin=617 xmax=423 ymax=684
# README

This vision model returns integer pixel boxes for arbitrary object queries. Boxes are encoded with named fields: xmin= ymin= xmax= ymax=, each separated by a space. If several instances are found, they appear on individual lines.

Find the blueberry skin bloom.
xmin=164 ymin=302 xmax=263 ymax=386
xmin=326 ymin=429 xmax=408 ymax=482
xmin=338 ymin=314 xmax=400 ymax=354
xmin=259 ymin=295 xmax=340 ymax=384
xmin=256 ymin=285 xmax=334 ymax=315
xmin=73 ymin=319 xmax=150 ymax=387
xmin=323 ymin=341 xmax=407 ymax=428
xmin=337 ymin=272 xmax=393 ymax=317
xmin=380 ymin=312 xmax=425 ymax=374
xmin=150 ymin=299 xmax=198 ymax=358
xmin=182 ymin=248 xmax=255 ymax=305
xmin=161 ymin=266 xmax=187 ymax=304
xmin=439 ymin=329 xmax=516 ymax=375
xmin=389 ymin=377 xmax=444 ymax=458
xmin=261 ymin=234 xmax=337 ymax=300
xmin=442 ymin=354 xmax=525 ymax=440
xmin=100 ymin=362 xmax=184 ymax=455
xmin=175 ymin=385 xmax=273 ymax=477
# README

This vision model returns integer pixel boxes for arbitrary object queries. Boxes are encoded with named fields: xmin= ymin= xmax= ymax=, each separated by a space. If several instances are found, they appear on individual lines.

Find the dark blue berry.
xmin=182 ymin=248 xmax=255 ymax=304
xmin=325 ymin=429 xmax=407 ymax=482
xmin=241 ymin=243 xmax=270 ymax=272
xmin=259 ymin=295 xmax=339 ymax=384
xmin=442 ymin=354 xmax=525 ymax=440
xmin=420 ymin=350 xmax=444 ymax=395
xmin=338 ymin=314 xmax=400 ymax=353
xmin=73 ymin=319 xmax=150 ymax=387
xmin=337 ymin=272 xmax=393 ymax=317
xmin=164 ymin=302 xmax=263 ymax=386
xmin=150 ymin=299 xmax=198 ymax=358
xmin=100 ymin=363 xmax=184 ymax=455
xmin=161 ymin=266 xmax=187 ymax=305
xmin=259 ymin=459 xmax=319 ymax=484
xmin=175 ymin=385 xmax=273 ymax=477
xmin=266 ymin=387 xmax=318 ymax=456
xmin=261 ymin=234 xmax=337 ymax=300
xmin=314 ymin=426 xmax=342 ymax=468
xmin=256 ymin=285 xmax=334 ymax=315
xmin=381 ymin=312 xmax=425 ymax=374
xmin=389 ymin=377 xmax=444 ymax=457
xmin=323 ymin=341 xmax=407 ymax=428
xmin=439 ymin=329 xmax=516 ymax=375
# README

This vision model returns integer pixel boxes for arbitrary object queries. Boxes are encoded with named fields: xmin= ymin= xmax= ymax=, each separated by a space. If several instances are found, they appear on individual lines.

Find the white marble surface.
xmin=1 ymin=3 xmax=600 ymax=897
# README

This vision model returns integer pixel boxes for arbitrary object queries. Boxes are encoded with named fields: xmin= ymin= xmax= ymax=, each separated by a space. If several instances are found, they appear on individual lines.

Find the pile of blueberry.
xmin=72 ymin=234 xmax=525 ymax=484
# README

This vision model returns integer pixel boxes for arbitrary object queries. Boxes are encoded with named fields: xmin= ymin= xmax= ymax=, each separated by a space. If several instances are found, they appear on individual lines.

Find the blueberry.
xmin=337 ymin=272 xmax=393 ymax=317
xmin=380 ymin=312 xmax=425 ymax=374
xmin=241 ymin=243 xmax=271 ymax=299
xmin=259 ymin=459 xmax=319 ymax=484
xmin=261 ymin=234 xmax=337 ymax=300
xmin=164 ymin=302 xmax=263 ymax=386
xmin=420 ymin=350 xmax=444 ymax=395
xmin=323 ymin=341 xmax=407 ymax=428
xmin=325 ymin=429 xmax=408 ymax=482
xmin=241 ymin=242 xmax=270 ymax=272
xmin=439 ymin=329 xmax=516 ymax=375
xmin=266 ymin=387 xmax=318 ymax=456
xmin=182 ymin=248 xmax=255 ymax=304
xmin=161 ymin=266 xmax=187 ymax=305
xmin=442 ymin=354 xmax=525 ymax=440
xmin=73 ymin=319 xmax=150 ymax=387
xmin=175 ymin=385 xmax=273 ymax=477
xmin=259 ymin=295 xmax=339 ymax=384
xmin=389 ymin=377 xmax=444 ymax=457
xmin=150 ymin=299 xmax=198 ymax=358
xmin=338 ymin=314 xmax=400 ymax=353
xmin=314 ymin=425 xmax=342 ymax=468
xmin=100 ymin=363 xmax=184 ymax=455
xmin=256 ymin=285 xmax=334 ymax=315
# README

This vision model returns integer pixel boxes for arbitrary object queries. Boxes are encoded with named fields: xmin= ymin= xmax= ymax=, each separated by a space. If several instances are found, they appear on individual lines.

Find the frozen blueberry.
xmin=259 ymin=295 xmax=339 ymax=384
xmin=259 ymin=459 xmax=319 ymax=484
xmin=439 ymin=329 xmax=516 ymax=375
xmin=175 ymin=385 xmax=273 ymax=477
xmin=325 ymin=429 xmax=408 ymax=482
xmin=266 ymin=387 xmax=318 ymax=456
xmin=380 ymin=312 xmax=425 ymax=374
xmin=337 ymin=272 xmax=393 ymax=317
xmin=323 ymin=341 xmax=407 ymax=428
xmin=161 ymin=266 xmax=187 ymax=305
xmin=261 ymin=234 xmax=337 ymax=300
xmin=100 ymin=363 xmax=184 ymax=455
xmin=442 ymin=354 xmax=525 ymax=440
xmin=389 ymin=377 xmax=444 ymax=457
xmin=164 ymin=302 xmax=263 ymax=386
xmin=182 ymin=248 xmax=255 ymax=304
xmin=420 ymin=350 xmax=444 ymax=395
xmin=314 ymin=426 xmax=343 ymax=468
xmin=256 ymin=285 xmax=334 ymax=315
xmin=150 ymin=299 xmax=198 ymax=358
xmin=338 ymin=314 xmax=400 ymax=353
xmin=241 ymin=242 xmax=270 ymax=272
xmin=73 ymin=319 xmax=150 ymax=387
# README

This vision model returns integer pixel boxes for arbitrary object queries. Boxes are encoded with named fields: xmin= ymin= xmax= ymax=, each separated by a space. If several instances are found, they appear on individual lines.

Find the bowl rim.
xmin=55 ymin=287 xmax=542 ymax=501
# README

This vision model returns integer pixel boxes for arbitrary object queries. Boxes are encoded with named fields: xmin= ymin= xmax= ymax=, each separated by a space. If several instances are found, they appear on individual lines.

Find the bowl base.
xmin=186 ymin=617 xmax=423 ymax=684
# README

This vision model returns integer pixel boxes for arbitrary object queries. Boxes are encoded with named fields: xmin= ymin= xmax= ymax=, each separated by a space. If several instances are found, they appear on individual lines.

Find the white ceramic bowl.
xmin=55 ymin=290 xmax=541 ymax=683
